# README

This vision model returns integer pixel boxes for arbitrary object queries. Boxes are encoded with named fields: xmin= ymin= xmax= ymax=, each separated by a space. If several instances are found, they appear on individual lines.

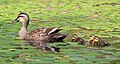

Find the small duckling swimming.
xmin=88 ymin=34 xmax=110 ymax=47
xmin=71 ymin=34 xmax=85 ymax=45
xmin=93 ymin=36 xmax=110 ymax=47
xmin=88 ymin=34 xmax=95 ymax=45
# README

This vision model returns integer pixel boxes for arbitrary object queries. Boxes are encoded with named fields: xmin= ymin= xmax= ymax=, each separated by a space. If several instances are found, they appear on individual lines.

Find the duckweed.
xmin=0 ymin=0 xmax=120 ymax=64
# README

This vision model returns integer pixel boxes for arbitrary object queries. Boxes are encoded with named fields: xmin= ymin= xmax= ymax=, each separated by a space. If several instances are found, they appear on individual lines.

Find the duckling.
xmin=71 ymin=34 xmax=84 ymax=45
xmin=88 ymin=34 xmax=95 ymax=45
xmin=12 ymin=12 xmax=67 ymax=52
xmin=88 ymin=34 xmax=110 ymax=47
xmin=93 ymin=36 xmax=110 ymax=47
xmin=92 ymin=36 xmax=99 ymax=47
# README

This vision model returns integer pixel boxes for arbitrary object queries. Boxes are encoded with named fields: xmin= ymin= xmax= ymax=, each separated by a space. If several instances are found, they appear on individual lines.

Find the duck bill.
xmin=11 ymin=16 xmax=19 ymax=23
xmin=12 ymin=19 xmax=19 ymax=23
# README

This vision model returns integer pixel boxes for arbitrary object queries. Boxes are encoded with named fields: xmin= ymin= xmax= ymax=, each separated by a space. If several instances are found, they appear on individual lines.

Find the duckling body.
xmin=71 ymin=34 xmax=84 ymax=45
xmin=12 ymin=13 xmax=67 ymax=52
xmin=88 ymin=34 xmax=110 ymax=47
xmin=93 ymin=36 xmax=110 ymax=47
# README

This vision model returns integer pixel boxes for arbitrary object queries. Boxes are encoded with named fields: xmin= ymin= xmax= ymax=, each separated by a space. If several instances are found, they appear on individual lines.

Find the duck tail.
xmin=52 ymin=33 xmax=67 ymax=42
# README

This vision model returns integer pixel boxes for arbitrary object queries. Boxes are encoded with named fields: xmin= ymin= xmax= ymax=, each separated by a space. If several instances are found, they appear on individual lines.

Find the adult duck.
xmin=12 ymin=12 xmax=67 ymax=52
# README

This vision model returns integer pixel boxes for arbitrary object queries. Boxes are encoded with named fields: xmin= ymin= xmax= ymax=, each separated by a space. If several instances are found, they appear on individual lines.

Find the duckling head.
xmin=94 ymin=36 xmax=100 ymax=42
xmin=72 ymin=34 xmax=78 ymax=40
xmin=12 ymin=13 xmax=30 ymax=25
xmin=89 ymin=34 xmax=95 ymax=40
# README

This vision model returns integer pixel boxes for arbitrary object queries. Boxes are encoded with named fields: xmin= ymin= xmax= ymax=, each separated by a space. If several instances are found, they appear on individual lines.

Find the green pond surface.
xmin=0 ymin=0 xmax=120 ymax=64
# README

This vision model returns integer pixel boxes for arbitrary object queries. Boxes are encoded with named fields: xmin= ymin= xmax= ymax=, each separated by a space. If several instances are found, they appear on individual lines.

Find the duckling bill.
xmin=71 ymin=34 xmax=85 ymax=45
xmin=12 ymin=13 xmax=67 ymax=52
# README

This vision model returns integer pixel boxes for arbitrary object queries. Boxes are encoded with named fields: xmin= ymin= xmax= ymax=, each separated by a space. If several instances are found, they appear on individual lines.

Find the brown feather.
xmin=12 ymin=13 xmax=67 ymax=52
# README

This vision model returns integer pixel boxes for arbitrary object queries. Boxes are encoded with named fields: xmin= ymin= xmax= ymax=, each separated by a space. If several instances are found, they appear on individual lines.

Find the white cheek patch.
xmin=18 ymin=17 xmax=24 ymax=22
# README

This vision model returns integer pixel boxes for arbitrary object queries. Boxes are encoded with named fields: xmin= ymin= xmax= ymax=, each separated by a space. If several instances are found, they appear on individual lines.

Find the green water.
xmin=0 ymin=0 xmax=120 ymax=64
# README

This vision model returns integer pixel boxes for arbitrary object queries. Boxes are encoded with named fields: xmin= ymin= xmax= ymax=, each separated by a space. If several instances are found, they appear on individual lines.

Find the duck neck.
xmin=19 ymin=21 xmax=29 ymax=38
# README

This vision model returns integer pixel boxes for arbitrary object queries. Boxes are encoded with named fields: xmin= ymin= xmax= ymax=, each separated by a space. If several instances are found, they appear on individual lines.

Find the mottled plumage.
xmin=12 ymin=13 xmax=67 ymax=52
xmin=88 ymin=34 xmax=95 ymax=45
xmin=88 ymin=34 xmax=110 ymax=47
xmin=93 ymin=36 xmax=110 ymax=47
xmin=71 ymin=34 xmax=85 ymax=45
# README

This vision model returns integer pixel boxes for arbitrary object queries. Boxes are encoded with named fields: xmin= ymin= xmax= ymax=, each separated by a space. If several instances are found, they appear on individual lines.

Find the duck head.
xmin=12 ymin=13 xmax=30 ymax=27
xmin=12 ymin=13 xmax=30 ymax=38
xmin=93 ymin=36 xmax=100 ymax=42
xmin=71 ymin=34 xmax=78 ymax=41
xmin=89 ymin=34 xmax=95 ymax=41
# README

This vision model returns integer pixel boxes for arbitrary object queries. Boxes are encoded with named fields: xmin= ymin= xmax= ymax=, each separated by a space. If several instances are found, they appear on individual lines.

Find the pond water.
xmin=0 ymin=0 xmax=120 ymax=64
xmin=0 ymin=19 xmax=120 ymax=64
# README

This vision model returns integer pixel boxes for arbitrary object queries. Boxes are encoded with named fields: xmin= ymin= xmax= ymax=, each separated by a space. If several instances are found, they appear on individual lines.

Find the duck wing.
xmin=28 ymin=27 xmax=67 ymax=42
xmin=43 ymin=27 xmax=67 ymax=42
xmin=25 ymin=27 xmax=57 ymax=44
xmin=50 ymin=33 xmax=67 ymax=42
xmin=24 ymin=27 xmax=63 ymax=52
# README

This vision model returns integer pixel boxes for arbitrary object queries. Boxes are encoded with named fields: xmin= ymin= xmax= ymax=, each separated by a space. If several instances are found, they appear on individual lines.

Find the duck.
xmin=71 ymin=34 xmax=85 ymax=45
xmin=12 ymin=12 xmax=67 ymax=52
xmin=92 ymin=36 xmax=110 ymax=47
xmin=88 ymin=34 xmax=95 ymax=45
xmin=88 ymin=34 xmax=110 ymax=47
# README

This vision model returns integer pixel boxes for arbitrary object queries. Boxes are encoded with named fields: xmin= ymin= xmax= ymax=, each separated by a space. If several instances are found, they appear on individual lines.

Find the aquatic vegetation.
xmin=0 ymin=0 xmax=120 ymax=64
